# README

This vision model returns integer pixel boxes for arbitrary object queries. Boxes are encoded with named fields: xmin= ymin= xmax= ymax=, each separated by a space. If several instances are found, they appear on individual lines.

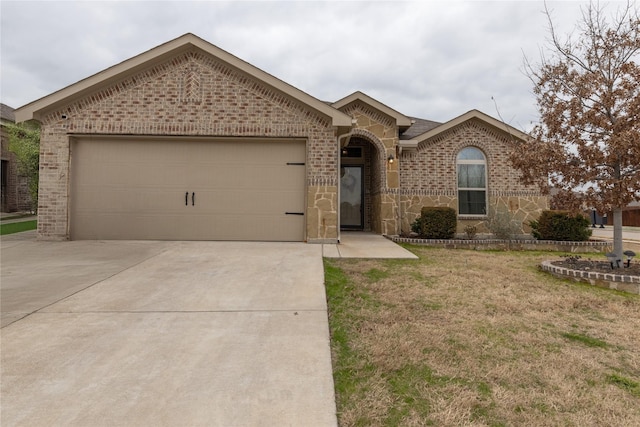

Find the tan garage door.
xmin=70 ymin=137 xmax=306 ymax=241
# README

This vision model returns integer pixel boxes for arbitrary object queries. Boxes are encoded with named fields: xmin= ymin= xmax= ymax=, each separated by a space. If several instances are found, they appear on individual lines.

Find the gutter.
xmin=398 ymin=140 xmax=418 ymax=154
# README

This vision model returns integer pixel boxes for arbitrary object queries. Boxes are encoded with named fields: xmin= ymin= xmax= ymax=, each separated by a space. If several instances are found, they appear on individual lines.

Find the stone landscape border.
xmin=389 ymin=236 xmax=611 ymax=253
xmin=540 ymin=260 xmax=640 ymax=295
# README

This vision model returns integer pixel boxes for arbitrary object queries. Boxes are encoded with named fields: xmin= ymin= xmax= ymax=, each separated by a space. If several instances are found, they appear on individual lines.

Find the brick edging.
xmin=540 ymin=261 xmax=640 ymax=284
xmin=540 ymin=260 xmax=640 ymax=294
xmin=387 ymin=236 xmax=611 ymax=252
xmin=389 ymin=236 xmax=610 ymax=246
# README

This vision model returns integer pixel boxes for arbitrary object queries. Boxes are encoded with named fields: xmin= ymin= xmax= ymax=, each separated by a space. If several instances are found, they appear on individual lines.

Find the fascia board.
xmin=406 ymin=109 xmax=531 ymax=147
xmin=15 ymin=34 xmax=352 ymax=127
xmin=332 ymin=91 xmax=413 ymax=128
xmin=15 ymin=36 xmax=194 ymax=122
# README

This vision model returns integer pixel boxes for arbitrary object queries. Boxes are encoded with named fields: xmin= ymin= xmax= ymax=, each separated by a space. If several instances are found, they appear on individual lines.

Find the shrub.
xmin=410 ymin=216 xmax=423 ymax=235
xmin=486 ymin=208 xmax=521 ymax=240
xmin=463 ymin=225 xmax=478 ymax=239
xmin=419 ymin=207 xmax=457 ymax=239
xmin=530 ymin=210 xmax=592 ymax=241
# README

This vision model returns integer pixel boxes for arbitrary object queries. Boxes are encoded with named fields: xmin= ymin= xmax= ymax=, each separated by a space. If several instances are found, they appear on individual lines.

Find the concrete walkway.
xmin=1 ymin=239 xmax=337 ymax=426
xmin=323 ymin=232 xmax=418 ymax=259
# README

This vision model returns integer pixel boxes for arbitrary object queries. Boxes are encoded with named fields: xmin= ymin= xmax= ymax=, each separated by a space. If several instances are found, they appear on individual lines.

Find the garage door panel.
xmin=213 ymin=167 xmax=303 ymax=189
xmin=74 ymin=189 xmax=189 ymax=214
xmin=194 ymin=191 xmax=303 ymax=214
xmin=71 ymin=139 xmax=306 ymax=241
xmin=71 ymin=214 xmax=181 ymax=240
xmin=188 ymin=214 xmax=304 ymax=242
xmin=76 ymin=186 xmax=304 ymax=213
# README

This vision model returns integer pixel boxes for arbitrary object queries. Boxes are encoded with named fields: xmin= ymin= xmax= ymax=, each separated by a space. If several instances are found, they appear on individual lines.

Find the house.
xmin=1 ymin=104 xmax=32 ymax=213
xmin=607 ymin=202 xmax=640 ymax=227
xmin=15 ymin=33 xmax=547 ymax=242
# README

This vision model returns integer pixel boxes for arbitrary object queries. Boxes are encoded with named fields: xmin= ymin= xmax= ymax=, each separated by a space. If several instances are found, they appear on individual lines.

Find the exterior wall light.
xmin=623 ymin=250 xmax=636 ymax=268
xmin=388 ymin=154 xmax=395 ymax=164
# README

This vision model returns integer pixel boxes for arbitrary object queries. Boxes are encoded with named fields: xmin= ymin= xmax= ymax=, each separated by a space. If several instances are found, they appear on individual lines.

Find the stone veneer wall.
xmin=399 ymin=119 xmax=548 ymax=236
xmin=307 ymin=184 xmax=338 ymax=243
xmin=338 ymin=101 xmax=400 ymax=235
xmin=400 ymin=194 xmax=548 ymax=236
xmin=36 ymin=48 xmax=339 ymax=241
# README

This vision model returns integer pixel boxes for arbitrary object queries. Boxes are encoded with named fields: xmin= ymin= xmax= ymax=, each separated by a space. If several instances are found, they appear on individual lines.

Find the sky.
xmin=0 ymin=0 xmax=620 ymax=131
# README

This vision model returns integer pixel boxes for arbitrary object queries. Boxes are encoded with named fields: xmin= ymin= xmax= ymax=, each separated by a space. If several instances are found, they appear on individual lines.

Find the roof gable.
xmin=1 ymin=103 xmax=15 ymax=122
xmin=399 ymin=109 xmax=531 ymax=152
xmin=332 ymin=91 xmax=413 ymax=129
xmin=15 ymin=33 xmax=352 ymax=127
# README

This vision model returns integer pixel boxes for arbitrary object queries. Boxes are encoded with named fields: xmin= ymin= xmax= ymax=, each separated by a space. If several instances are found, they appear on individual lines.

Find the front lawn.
xmin=0 ymin=220 xmax=37 ymax=235
xmin=325 ymin=246 xmax=640 ymax=426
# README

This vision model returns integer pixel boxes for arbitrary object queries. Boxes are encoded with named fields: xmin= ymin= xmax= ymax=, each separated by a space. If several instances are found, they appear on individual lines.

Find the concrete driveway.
xmin=1 ymin=239 xmax=337 ymax=426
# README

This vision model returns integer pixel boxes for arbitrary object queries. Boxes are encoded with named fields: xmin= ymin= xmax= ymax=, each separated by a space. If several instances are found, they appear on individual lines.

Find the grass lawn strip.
xmin=0 ymin=220 xmax=37 ymax=235
xmin=325 ymin=246 xmax=640 ymax=426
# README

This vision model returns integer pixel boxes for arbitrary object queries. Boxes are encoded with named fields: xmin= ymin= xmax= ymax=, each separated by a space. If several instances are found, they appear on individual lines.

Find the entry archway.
xmin=339 ymin=132 xmax=386 ymax=233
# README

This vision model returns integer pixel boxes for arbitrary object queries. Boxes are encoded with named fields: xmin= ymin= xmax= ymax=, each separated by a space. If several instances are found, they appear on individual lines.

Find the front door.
xmin=340 ymin=165 xmax=363 ymax=229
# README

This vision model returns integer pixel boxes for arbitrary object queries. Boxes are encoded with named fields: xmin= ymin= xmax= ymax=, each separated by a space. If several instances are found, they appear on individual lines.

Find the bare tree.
xmin=513 ymin=1 xmax=640 ymax=260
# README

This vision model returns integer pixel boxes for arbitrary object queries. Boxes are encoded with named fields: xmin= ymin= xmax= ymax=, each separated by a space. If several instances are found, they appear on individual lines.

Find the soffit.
xmin=15 ymin=33 xmax=352 ymax=127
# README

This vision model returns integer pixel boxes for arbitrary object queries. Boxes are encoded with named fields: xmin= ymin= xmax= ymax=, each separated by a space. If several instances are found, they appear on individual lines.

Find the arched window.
xmin=457 ymin=147 xmax=487 ymax=215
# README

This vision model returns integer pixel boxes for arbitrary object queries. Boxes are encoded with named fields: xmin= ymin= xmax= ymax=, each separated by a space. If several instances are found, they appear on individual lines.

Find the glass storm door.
xmin=340 ymin=165 xmax=363 ymax=229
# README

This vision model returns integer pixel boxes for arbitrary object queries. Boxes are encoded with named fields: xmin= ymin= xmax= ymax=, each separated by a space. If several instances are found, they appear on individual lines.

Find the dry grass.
xmin=325 ymin=246 xmax=640 ymax=427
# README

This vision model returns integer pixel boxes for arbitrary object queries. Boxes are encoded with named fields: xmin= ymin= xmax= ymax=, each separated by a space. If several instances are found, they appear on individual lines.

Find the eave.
xmin=332 ymin=91 xmax=413 ymax=130
xmin=398 ymin=109 xmax=531 ymax=153
xmin=15 ymin=33 xmax=352 ymax=128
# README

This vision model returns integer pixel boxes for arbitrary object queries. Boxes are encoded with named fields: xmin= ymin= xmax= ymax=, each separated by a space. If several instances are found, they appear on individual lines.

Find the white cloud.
xmin=1 ymin=0 xmax=603 ymax=130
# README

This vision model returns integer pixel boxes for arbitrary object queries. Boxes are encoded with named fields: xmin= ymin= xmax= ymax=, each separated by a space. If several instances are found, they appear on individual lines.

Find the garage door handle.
xmin=192 ymin=192 xmax=195 ymax=206
xmin=185 ymin=192 xmax=189 ymax=206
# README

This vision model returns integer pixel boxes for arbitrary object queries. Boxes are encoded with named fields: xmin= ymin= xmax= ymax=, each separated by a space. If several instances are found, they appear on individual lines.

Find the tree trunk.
xmin=612 ymin=208 xmax=624 ymax=261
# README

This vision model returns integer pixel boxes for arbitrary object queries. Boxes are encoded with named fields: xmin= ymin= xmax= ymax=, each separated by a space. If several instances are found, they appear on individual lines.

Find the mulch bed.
xmin=552 ymin=256 xmax=640 ymax=276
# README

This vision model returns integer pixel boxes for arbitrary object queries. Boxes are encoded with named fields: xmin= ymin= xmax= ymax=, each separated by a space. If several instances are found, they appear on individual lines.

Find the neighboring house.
xmin=607 ymin=202 xmax=640 ymax=227
xmin=1 ymin=104 xmax=32 ymax=213
xmin=15 ymin=33 xmax=547 ymax=242
xmin=549 ymin=188 xmax=640 ymax=227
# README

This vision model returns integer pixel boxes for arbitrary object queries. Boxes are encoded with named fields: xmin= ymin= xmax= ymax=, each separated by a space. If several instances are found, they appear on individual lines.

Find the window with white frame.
xmin=457 ymin=147 xmax=487 ymax=215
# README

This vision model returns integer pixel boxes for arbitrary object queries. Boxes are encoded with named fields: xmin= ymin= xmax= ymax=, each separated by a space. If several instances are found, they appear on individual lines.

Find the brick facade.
xmin=399 ymin=119 xmax=547 ymax=236
xmin=36 ymin=49 xmax=340 ymax=241
xmin=18 ymin=34 xmax=547 ymax=242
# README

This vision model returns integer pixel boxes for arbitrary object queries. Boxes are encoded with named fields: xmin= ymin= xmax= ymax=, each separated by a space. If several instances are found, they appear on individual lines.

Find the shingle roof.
xmin=399 ymin=117 xmax=442 ymax=140
xmin=1 ymin=103 xmax=15 ymax=122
